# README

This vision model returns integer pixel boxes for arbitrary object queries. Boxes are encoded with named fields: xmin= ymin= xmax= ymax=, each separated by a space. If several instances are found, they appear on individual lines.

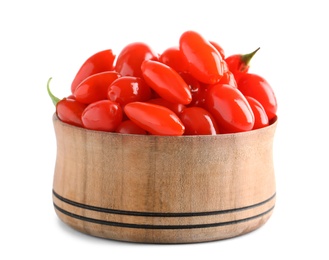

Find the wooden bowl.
xmin=52 ymin=114 xmax=278 ymax=243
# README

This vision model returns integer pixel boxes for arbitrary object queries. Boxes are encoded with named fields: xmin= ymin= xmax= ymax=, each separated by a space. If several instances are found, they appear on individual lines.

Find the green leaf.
xmin=47 ymin=77 xmax=60 ymax=106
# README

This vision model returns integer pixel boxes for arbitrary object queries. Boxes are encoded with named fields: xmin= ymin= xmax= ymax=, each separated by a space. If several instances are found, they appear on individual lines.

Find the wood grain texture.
xmin=52 ymin=114 xmax=278 ymax=243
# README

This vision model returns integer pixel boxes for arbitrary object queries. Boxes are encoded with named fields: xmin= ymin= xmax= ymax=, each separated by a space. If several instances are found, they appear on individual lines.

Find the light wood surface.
xmin=52 ymin=114 xmax=278 ymax=243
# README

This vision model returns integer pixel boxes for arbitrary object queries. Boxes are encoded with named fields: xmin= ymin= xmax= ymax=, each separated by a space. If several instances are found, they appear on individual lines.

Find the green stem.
xmin=47 ymin=77 xmax=60 ymax=106
xmin=241 ymin=47 xmax=260 ymax=66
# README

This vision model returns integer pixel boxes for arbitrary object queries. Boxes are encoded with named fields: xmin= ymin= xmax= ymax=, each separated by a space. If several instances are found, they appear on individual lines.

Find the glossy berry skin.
xmin=237 ymin=73 xmax=277 ymax=121
xmin=245 ymin=96 xmax=269 ymax=130
xmin=209 ymin=41 xmax=225 ymax=59
xmin=81 ymin=100 xmax=122 ymax=132
xmin=115 ymin=42 xmax=158 ymax=78
xmin=141 ymin=60 xmax=192 ymax=105
xmin=159 ymin=46 xmax=189 ymax=73
xmin=124 ymin=102 xmax=185 ymax=136
xmin=71 ymin=49 xmax=116 ymax=93
xmin=179 ymin=72 xmax=206 ymax=108
xmin=189 ymin=85 xmax=208 ymax=108
xmin=147 ymin=98 xmax=186 ymax=115
xmin=224 ymin=47 xmax=259 ymax=82
xmin=74 ymin=71 xmax=120 ymax=104
xmin=56 ymin=97 xmax=87 ymax=127
xmin=218 ymin=70 xmax=238 ymax=88
xmin=205 ymin=84 xmax=255 ymax=133
xmin=179 ymin=30 xmax=224 ymax=84
xmin=179 ymin=107 xmax=219 ymax=135
xmin=107 ymin=76 xmax=151 ymax=107
xmin=115 ymin=120 xmax=148 ymax=135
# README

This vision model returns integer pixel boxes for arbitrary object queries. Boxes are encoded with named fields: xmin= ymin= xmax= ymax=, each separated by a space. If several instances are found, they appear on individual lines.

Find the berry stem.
xmin=241 ymin=47 xmax=260 ymax=66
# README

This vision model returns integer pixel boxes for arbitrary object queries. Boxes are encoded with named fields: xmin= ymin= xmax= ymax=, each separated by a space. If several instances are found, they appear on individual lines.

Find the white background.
xmin=1 ymin=0 xmax=328 ymax=259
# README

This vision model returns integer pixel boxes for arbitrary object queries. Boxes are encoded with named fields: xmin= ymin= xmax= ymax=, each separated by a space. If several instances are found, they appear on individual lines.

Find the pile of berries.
xmin=48 ymin=30 xmax=277 ymax=135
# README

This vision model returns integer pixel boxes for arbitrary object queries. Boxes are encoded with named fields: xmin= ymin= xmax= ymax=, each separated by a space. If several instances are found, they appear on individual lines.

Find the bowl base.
xmin=53 ymin=190 xmax=275 ymax=244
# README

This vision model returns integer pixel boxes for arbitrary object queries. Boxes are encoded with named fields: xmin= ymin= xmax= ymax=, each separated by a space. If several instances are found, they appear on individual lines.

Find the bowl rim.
xmin=53 ymin=113 xmax=278 ymax=139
